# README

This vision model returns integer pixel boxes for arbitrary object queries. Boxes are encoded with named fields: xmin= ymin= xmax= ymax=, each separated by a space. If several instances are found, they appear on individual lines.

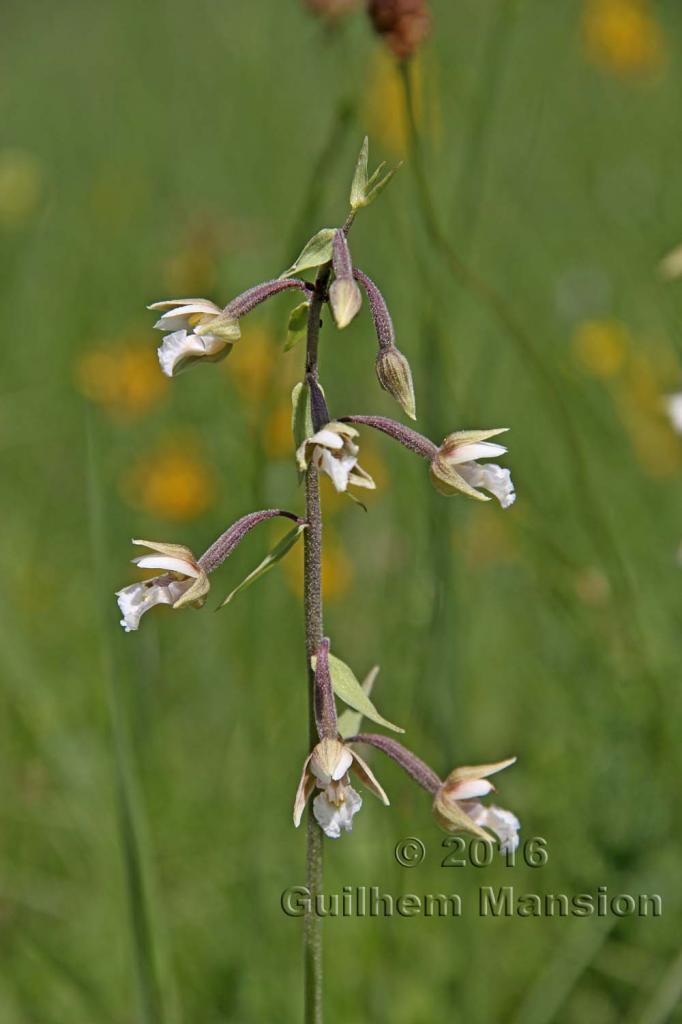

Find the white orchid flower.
xmin=293 ymin=737 xmax=389 ymax=839
xmin=296 ymin=421 xmax=375 ymax=493
xmin=149 ymin=298 xmax=240 ymax=377
xmin=116 ymin=539 xmax=209 ymax=632
xmin=430 ymin=428 xmax=516 ymax=508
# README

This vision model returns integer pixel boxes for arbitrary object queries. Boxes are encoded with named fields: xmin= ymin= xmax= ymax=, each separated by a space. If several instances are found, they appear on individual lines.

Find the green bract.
xmin=311 ymin=652 xmax=404 ymax=734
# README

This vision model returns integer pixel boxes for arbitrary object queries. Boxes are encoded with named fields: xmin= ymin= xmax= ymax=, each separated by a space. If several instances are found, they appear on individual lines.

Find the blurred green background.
xmin=2 ymin=0 xmax=682 ymax=1021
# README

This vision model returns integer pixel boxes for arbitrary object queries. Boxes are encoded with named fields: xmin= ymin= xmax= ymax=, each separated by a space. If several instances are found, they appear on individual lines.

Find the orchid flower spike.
xmin=296 ymin=421 xmax=375 ymax=493
xmin=433 ymin=757 xmax=520 ymax=853
xmin=293 ymin=737 xmax=389 ymax=839
xmin=430 ymin=429 xmax=516 ymax=508
xmin=116 ymin=540 xmax=209 ymax=632
xmin=149 ymin=298 xmax=241 ymax=377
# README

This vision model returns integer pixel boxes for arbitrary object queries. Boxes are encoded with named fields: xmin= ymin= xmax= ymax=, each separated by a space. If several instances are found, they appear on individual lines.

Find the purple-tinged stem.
xmin=303 ymin=264 xmax=330 ymax=1024
xmin=332 ymin=229 xmax=353 ymax=280
xmin=341 ymin=415 xmax=437 ymax=460
xmin=313 ymin=638 xmax=337 ymax=741
xmin=348 ymin=734 xmax=443 ymax=794
xmin=197 ymin=509 xmax=303 ymax=574
xmin=353 ymin=268 xmax=394 ymax=351
xmin=223 ymin=278 xmax=311 ymax=319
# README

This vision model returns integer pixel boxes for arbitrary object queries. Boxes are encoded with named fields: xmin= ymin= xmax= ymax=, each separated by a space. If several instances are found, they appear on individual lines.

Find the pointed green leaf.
xmin=311 ymin=653 xmax=404 ymax=733
xmin=217 ymin=524 xmax=306 ymax=608
xmin=365 ymin=162 xmax=401 ymax=206
xmin=291 ymin=381 xmax=314 ymax=455
xmin=338 ymin=665 xmax=380 ymax=738
xmin=349 ymin=136 xmax=369 ymax=211
xmin=349 ymin=136 xmax=401 ymax=211
xmin=280 ymin=229 xmax=335 ymax=279
xmin=284 ymin=301 xmax=310 ymax=351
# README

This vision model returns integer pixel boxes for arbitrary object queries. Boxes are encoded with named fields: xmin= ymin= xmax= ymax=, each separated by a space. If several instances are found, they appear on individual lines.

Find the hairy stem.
xmin=303 ymin=267 xmax=330 ymax=1024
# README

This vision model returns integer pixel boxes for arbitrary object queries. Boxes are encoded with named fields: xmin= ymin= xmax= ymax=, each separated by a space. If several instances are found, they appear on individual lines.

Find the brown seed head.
xmin=367 ymin=0 xmax=431 ymax=59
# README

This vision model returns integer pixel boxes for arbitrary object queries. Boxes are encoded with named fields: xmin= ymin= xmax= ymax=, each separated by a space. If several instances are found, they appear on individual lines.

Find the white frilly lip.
xmin=458 ymin=461 xmax=516 ymax=508
xmin=313 ymin=786 xmax=362 ymax=839
xmin=157 ymin=329 xmax=232 ymax=377
xmin=464 ymin=802 xmax=520 ymax=854
xmin=116 ymin=577 xmax=194 ymax=632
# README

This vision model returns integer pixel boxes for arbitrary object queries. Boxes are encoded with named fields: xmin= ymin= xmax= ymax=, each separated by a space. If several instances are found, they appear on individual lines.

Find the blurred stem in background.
xmin=397 ymin=56 xmax=652 ymax=687
xmin=86 ymin=422 xmax=175 ymax=1024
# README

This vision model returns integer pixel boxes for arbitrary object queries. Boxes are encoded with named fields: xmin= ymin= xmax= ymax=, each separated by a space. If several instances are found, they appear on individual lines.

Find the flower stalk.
xmin=302 ymin=266 xmax=330 ymax=1024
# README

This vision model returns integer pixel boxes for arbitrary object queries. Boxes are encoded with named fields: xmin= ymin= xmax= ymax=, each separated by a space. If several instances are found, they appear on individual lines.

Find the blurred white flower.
xmin=664 ymin=392 xmax=682 ymax=434
xmin=149 ymin=298 xmax=240 ymax=376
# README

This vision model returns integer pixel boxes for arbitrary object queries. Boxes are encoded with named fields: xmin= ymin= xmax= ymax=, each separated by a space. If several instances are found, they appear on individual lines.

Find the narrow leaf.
xmin=311 ymin=653 xmax=404 ymax=733
xmin=365 ymin=162 xmax=401 ymax=206
xmin=338 ymin=665 xmax=379 ymax=738
xmin=284 ymin=301 xmax=310 ymax=351
xmin=280 ymin=229 xmax=335 ymax=279
xmin=217 ymin=524 xmax=306 ymax=608
xmin=291 ymin=381 xmax=314 ymax=455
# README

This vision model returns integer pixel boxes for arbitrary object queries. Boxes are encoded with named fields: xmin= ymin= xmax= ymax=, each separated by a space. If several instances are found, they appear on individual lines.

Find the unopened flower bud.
xmin=367 ymin=0 xmax=431 ymax=60
xmin=329 ymin=276 xmax=363 ymax=329
xmin=330 ymin=230 xmax=362 ymax=329
xmin=375 ymin=346 xmax=416 ymax=420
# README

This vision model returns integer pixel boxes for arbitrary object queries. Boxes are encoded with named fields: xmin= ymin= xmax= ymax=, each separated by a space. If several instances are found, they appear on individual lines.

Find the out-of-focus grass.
xmin=2 ymin=0 xmax=682 ymax=1021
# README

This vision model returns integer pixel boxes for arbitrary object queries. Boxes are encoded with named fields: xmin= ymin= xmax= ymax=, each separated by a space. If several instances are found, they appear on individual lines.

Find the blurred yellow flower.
xmin=572 ymin=319 xmax=629 ymax=378
xmin=581 ymin=0 xmax=666 ymax=78
xmin=76 ymin=338 xmax=168 ymax=420
xmin=121 ymin=441 xmax=216 ymax=521
xmin=284 ymin=527 xmax=354 ymax=602
xmin=615 ymin=352 xmax=682 ymax=478
xmin=363 ymin=50 xmax=438 ymax=157
xmin=0 ymin=149 xmax=43 ymax=228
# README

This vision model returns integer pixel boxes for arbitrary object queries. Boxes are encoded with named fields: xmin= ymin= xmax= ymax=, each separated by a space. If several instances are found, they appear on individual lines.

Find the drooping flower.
xmin=296 ymin=421 xmax=375 ymax=492
xmin=116 ymin=540 xmax=209 ymax=632
xmin=293 ymin=737 xmax=389 ymax=839
xmin=433 ymin=758 xmax=520 ymax=853
xmin=149 ymin=298 xmax=240 ymax=377
xmin=430 ymin=429 xmax=516 ymax=508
